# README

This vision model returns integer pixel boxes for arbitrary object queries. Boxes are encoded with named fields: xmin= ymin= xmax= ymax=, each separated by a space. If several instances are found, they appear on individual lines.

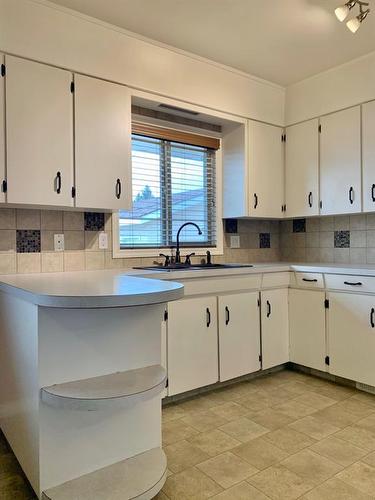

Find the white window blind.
xmin=119 ymin=134 xmax=216 ymax=249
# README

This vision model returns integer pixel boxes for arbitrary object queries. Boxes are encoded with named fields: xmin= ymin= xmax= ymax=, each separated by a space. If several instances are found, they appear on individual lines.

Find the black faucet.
xmin=175 ymin=222 xmax=202 ymax=264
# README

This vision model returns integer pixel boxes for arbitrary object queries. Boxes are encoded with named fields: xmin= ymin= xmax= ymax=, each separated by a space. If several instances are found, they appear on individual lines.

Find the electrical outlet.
xmin=98 ymin=232 xmax=108 ymax=250
xmin=54 ymin=234 xmax=65 ymax=252
xmin=230 ymin=235 xmax=240 ymax=248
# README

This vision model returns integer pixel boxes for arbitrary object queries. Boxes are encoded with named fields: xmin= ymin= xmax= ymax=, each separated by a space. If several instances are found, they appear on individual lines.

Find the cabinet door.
xmin=218 ymin=292 xmax=261 ymax=382
xmin=289 ymin=289 xmax=326 ymax=371
xmin=362 ymin=101 xmax=375 ymax=212
xmin=74 ymin=75 xmax=131 ymax=210
xmin=6 ymin=56 xmax=73 ymax=206
xmin=328 ymin=292 xmax=375 ymax=386
xmin=167 ymin=296 xmax=218 ymax=396
xmin=285 ymin=119 xmax=319 ymax=217
xmin=0 ymin=54 xmax=5 ymax=203
xmin=320 ymin=107 xmax=361 ymax=215
xmin=249 ymin=121 xmax=284 ymax=218
xmin=261 ymin=289 xmax=289 ymax=370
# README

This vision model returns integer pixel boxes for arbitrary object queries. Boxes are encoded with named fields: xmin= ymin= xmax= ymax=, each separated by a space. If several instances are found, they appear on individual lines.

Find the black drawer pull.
xmin=254 ymin=193 xmax=258 ymax=209
xmin=225 ymin=306 xmax=230 ymax=326
xmin=266 ymin=300 xmax=271 ymax=318
xmin=206 ymin=307 xmax=211 ymax=328
xmin=344 ymin=281 xmax=362 ymax=286
xmin=302 ymin=278 xmax=318 ymax=282
xmin=371 ymin=308 xmax=375 ymax=328
xmin=372 ymin=184 xmax=375 ymax=202
xmin=349 ymin=187 xmax=354 ymax=205
xmin=56 ymin=171 xmax=62 ymax=194
xmin=116 ymin=178 xmax=122 ymax=199
xmin=308 ymin=192 xmax=313 ymax=208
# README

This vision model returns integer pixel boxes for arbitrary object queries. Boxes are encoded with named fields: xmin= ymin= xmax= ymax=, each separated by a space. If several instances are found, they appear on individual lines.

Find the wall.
xmin=0 ymin=208 xmax=280 ymax=274
xmin=280 ymin=214 xmax=375 ymax=265
xmin=0 ymin=0 xmax=284 ymax=126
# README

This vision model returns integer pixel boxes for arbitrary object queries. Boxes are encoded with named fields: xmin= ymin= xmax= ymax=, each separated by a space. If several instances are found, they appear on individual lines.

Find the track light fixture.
xmin=335 ymin=0 xmax=370 ymax=32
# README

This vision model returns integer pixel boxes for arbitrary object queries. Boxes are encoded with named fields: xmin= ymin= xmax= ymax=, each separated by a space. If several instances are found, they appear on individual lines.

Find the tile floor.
xmin=2 ymin=369 xmax=375 ymax=499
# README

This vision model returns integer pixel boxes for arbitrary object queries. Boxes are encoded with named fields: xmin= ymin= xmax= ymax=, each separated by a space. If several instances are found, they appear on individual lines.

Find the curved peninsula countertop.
xmin=0 ymin=269 xmax=184 ymax=308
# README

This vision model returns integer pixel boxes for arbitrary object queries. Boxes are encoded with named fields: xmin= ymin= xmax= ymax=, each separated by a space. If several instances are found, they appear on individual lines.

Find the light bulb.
xmin=346 ymin=16 xmax=361 ymax=32
xmin=335 ymin=5 xmax=350 ymax=21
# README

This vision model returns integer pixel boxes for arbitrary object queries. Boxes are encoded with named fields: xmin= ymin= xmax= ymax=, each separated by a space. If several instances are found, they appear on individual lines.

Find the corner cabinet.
xmin=285 ymin=119 xmax=319 ymax=218
xmin=362 ymin=101 xmax=375 ymax=213
xmin=320 ymin=106 xmax=361 ymax=215
xmin=0 ymin=54 xmax=5 ymax=203
xmin=74 ymin=75 xmax=132 ymax=210
xmin=261 ymin=288 xmax=289 ymax=370
xmin=5 ymin=56 xmax=74 ymax=207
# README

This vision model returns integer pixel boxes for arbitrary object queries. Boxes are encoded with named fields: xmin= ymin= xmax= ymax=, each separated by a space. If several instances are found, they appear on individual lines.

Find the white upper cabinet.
xmin=362 ymin=101 xmax=375 ymax=213
xmin=285 ymin=119 xmax=319 ymax=218
xmin=320 ymin=106 xmax=361 ymax=215
xmin=74 ymin=75 xmax=132 ymax=210
xmin=248 ymin=121 xmax=284 ymax=218
xmin=0 ymin=54 xmax=5 ymax=203
xmin=5 ymin=56 xmax=74 ymax=207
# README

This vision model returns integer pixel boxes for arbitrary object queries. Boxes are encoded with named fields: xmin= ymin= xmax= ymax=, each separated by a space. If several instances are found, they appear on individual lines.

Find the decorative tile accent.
xmin=16 ymin=230 xmax=41 ymax=253
xmin=293 ymin=219 xmax=306 ymax=233
xmin=259 ymin=233 xmax=271 ymax=249
xmin=334 ymin=230 xmax=350 ymax=249
xmin=225 ymin=219 xmax=238 ymax=234
xmin=84 ymin=212 xmax=105 ymax=231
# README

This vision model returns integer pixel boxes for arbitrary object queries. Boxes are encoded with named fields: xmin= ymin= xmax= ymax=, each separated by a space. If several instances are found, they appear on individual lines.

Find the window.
xmin=119 ymin=133 xmax=217 ymax=250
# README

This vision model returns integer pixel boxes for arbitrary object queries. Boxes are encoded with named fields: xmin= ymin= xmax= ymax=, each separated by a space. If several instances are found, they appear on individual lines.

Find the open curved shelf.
xmin=42 ymin=447 xmax=167 ymax=500
xmin=41 ymin=364 xmax=167 ymax=411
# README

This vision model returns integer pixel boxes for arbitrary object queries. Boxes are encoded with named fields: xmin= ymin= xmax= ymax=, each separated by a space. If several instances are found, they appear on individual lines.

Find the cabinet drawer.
xmin=294 ymin=272 xmax=324 ymax=289
xmin=325 ymin=274 xmax=375 ymax=293
xmin=181 ymin=275 xmax=262 ymax=296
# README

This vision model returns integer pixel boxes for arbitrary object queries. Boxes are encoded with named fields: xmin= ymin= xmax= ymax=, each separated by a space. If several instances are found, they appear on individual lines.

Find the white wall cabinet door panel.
xmin=6 ymin=56 xmax=73 ymax=206
xmin=248 ymin=121 xmax=284 ymax=218
xmin=218 ymin=292 xmax=260 ymax=382
xmin=0 ymin=54 xmax=5 ymax=203
xmin=261 ymin=288 xmax=289 ymax=370
xmin=74 ymin=75 xmax=131 ymax=210
xmin=289 ymin=289 xmax=326 ymax=371
xmin=285 ymin=119 xmax=319 ymax=217
xmin=362 ymin=101 xmax=375 ymax=212
xmin=320 ymin=106 xmax=361 ymax=215
xmin=167 ymin=296 xmax=218 ymax=396
xmin=328 ymin=292 xmax=375 ymax=387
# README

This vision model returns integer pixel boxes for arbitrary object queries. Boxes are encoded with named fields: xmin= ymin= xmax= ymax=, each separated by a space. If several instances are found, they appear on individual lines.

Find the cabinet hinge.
xmin=71 ymin=186 xmax=76 ymax=198
xmin=70 ymin=81 xmax=75 ymax=93
xmin=1 ymin=180 xmax=7 ymax=193
xmin=325 ymin=356 xmax=330 ymax=366
xmin=259 ymin=354 xmax=262 ymax=363
xmin=1 ymin=64 xmax=5 ymax=77
xmin=324 ymin=299 xmax=329 ymax=309
xmin=164 ymin=310 xmax=168 ymax=321
xmin=318 ymin=124 xmax=322 ymax=133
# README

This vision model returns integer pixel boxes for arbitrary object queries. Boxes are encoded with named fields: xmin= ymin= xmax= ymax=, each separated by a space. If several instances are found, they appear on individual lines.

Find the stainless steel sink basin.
xmin=133 ymin=263 xmax=254 ymax=272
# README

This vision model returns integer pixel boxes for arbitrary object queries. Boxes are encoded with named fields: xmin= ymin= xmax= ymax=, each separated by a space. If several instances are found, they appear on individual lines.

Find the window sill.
xmin=112 ymin=246 xmax=224 ymax=259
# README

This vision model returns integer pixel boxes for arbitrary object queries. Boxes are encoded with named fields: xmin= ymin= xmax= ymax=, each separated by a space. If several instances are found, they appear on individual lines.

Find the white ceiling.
xmin=49 ymin=0 xmax=375 ymax=86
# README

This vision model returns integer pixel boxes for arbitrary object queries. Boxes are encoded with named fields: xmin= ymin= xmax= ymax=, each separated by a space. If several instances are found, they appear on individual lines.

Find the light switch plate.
xmin=98 ymin=232 xmax=108 ymax=250
xmin=230 ymin=235 xmax=240 ymax=248
xmin=54 ymin=234 xmax=65 ymax=252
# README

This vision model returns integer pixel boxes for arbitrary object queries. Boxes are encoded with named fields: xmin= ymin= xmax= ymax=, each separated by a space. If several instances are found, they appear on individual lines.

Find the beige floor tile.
xmin=211 ymin=481 xmax=270 ymax=499
xmin=309 ymin=436 xmax=368 ymax=467
xmin=312 ymin=383 xmax=355 ymax=402
xmin=263 ymin=427 xmax=316 ymax=454
xmin=250 ymin=409 xmax=296 ymax=430
xmin=293 ymin=392 xmax=337 ymax=410
xmin=313 ymin=404 xmax=360 ymax=428
xmin=232 ymin=437 xmax=289 ymax=470
xmin=356 ymin=413 xmax=375 ymax=433
xmin=350 ymin=391 xmax=375 ymax=408
xmin=210 ymin=402 xmax=250 ymax=421
xmin=301 ymin=477 xmax=373 ymax=500
xmin=337 ymin=461 xmax=375 ymax=496
xmin=164 ymin=439 xmax=210 ymax=473
xmin=362 ymin=451 xmax=375 ymax=467
xmin=153 ymin=491 xmax=169 ymax=500
xmin=280 ymin=449 xmax=343 ymax=486
xmin=188 ymin=429 xmax=241 ymax=457
xmin=178 ymin=395 xmax=220 ymax=413
xmin=278 ymin=381 xmax=311 ymax=395
xmin=162 ymin=419 xmax=199 ymax=446
xmin=248 ymin=464 xmax=314 ymax=500
xmin=196 ymin=451 xmax=258 ymax=489
xmin=219 ymin=417 xmax=269 ymax=443
xmin=288 ymin=415 xmax=340 ymax=441
xmin=335 ymin=425 xmax=375 ymax=451
xmin=336 ymin=398 xmax=375 ymax=419
xmin=273 ymin=400 xmax=317 ymax=419
xmin=162 ymin=403 xmax=187 ymax=422
xmin=181 ymin=410 xmax=228 ymax=432
xmin=162 ymin=466 xmax=223 ymax=499
xmin=234 ymin=395 xmax=270 ymax=414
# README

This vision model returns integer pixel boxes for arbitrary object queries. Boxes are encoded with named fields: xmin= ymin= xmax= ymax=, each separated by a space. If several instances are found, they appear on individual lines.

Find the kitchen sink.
xmin=133 ymin=263 xmax=254 ymax=272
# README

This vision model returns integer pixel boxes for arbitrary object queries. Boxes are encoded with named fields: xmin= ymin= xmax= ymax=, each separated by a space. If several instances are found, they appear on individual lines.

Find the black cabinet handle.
xmin=302 ymin=278 xmax=318 ymax=282
xmin=308 ymin=192 xmax=313 ymax=208
xmin=254 ymin=193 xmax=258 ymax=209
xmin=56 ymin=171 xmax=61 ymax=194
xmin=349 ymin=187 xmax=354 ymax=205
xmin=371 ymin=308 xmax=375 ymax=328
xmin=116 ymin=179 xmax=122 ymax=199
xmin=266 ymin=300 xmax=271 ymax=318
xmin=225 ymin=306 xmax=230 ymax=325
xmin=206 ymin=307 xmax=211 ymax=328
xmin=372 ymin=184 xmax=375 ymax=202
xmin=344 ymin=281 xmax=363 ymax=286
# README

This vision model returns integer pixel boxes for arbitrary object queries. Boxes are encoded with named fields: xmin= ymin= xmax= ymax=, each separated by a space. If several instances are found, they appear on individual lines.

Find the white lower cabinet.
xmin=289 ymin=289 xmax=326 ymax=371
xmin=328 ymin=292 xmax=375 ymax=387
xmin=167 ymin=296 xmax=218 ymax=396
xmin=261 ymin=289 xmax=289 ymax=370
xmin=218 ymin=292 xmax=261 ymax=382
